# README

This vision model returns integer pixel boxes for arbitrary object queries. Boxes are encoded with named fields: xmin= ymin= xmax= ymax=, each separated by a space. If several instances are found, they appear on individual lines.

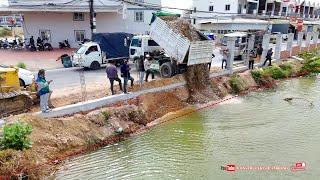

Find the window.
xmin=131 ymin=38 xmax=141 ymax=47
xmin=134 ymin=11 xmax=144 ymax=22
xmin=73 ymin=12 xmax=84 ymax=21
xmin=209 ymin=5 xmax=214 ymax=12
xmin=75 ymin=30 xmax=85 ymax=42
xmin=39 ymin=30 xmax=51 ymax=41
xmin=147 ymin=40 xmax=159 ymax=46
xmin=225 ymin=4 xmax=231 ymax=11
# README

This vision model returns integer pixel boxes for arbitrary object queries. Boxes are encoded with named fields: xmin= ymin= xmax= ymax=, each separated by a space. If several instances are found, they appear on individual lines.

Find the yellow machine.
xmin=0 ymin=67 xmax=33 ymax=116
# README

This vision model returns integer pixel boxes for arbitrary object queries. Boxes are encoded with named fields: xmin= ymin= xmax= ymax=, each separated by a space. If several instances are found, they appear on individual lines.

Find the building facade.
xmin=191 ymin=0 xmax=320 ymax=38
xmin=0 ymin=0 xmax=161 ymax=48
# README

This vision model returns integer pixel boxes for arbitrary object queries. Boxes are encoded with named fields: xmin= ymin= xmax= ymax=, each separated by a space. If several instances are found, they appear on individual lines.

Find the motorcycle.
xmin=59 ymin=39 xmax=71 ymax=49
xmin=26 ymin=43 xmax=36 ymax=51
xmin=37 ymin=42 xmax=45 ymax=51
xmin=44 ymin=42 xmax=53 ymax=51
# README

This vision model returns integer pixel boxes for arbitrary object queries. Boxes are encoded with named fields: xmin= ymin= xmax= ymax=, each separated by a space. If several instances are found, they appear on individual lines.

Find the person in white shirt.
xmin=144 ymin=54 xmax=155 ymax=82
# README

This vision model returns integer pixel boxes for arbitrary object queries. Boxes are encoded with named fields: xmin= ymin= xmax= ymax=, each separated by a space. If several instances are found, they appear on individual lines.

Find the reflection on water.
xmin=56 ymin=77 xmax=320 ymax=180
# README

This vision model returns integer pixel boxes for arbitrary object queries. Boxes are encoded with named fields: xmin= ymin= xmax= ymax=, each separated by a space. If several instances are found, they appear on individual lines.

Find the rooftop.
xmin=0 ymin=0 xmax=123 ymax=12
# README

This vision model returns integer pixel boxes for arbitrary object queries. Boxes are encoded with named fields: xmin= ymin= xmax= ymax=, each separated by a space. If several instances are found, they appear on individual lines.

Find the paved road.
xmin=36 ymin=39 xmax=316 ymax=91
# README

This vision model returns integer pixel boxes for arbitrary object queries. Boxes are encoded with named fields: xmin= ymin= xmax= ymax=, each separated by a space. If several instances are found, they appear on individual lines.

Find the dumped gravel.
xmin=161 ymin=16 xmax=217 ymax=103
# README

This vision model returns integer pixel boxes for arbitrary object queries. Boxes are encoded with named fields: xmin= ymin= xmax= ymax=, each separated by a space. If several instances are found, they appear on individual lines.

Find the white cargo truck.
xmin=145 ymin=16 xmax=214 ymax=78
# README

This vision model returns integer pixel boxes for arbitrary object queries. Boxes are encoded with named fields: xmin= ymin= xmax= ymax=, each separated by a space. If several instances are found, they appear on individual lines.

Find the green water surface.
xmin=56 ymin=77 xmax=320 ymax=180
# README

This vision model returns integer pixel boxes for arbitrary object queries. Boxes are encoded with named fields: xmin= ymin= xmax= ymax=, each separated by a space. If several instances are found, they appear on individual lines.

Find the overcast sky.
xmin=161 ymin=0 xmax=193 ymax=13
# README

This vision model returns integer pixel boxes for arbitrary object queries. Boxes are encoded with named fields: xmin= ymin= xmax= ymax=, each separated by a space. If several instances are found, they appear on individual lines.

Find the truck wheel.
xmin=160 ymin=62 xmax=173 ymax=78
xmin=19 ymin=78 xmax=26 ymax=88
xmin=90 ymin=61 xmax=100 ymax=70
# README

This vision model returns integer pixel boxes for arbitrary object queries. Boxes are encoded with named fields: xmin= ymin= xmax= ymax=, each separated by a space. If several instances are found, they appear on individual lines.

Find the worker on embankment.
xmin=256 ymin=44 xmax=263 ymax=62
xmin=121 ymin=59 xmax=134 ymax=94
xmin=136 ymin=55 xmax=145 ymax=86
xmin=263 ymin=48 xmax=273 ymax=66
xmin=248 ymin=50 xmax=256 ymax=70
xmin=106 ymin=60 xmax=123 ymax=95
xmin=144 ymin=54 xmax=155 ymax=82
xmin=222 ymin=50 xmax=228 ymax=69
xmin=36 ymin=69 xmax=53 ymax=113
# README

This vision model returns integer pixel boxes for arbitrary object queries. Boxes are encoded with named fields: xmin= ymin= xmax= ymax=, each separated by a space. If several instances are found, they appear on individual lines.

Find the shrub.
xmin=263 ymin=66 xmax=286 ymax=79
xmin=101 ymin=111 xmax=109 ymax=122
xmin=279 ymin=63 xmax=294 ymax=77
xmin=229 ymin=75 xmax=242 ymax=94
xmin=0 ymin=28 xmax=12 ymax=37
xmin=300 ymin=57 xmax=320 ymax=74
xmin=0 ymin=122 xmax=33 ymax=151
xmin=16 ymin=62 xmax=26 ymax=69
xmin=298 ymin=50 xmax=318 ymax=61
xmin=251 ymin=69 xmax=263 ymax=82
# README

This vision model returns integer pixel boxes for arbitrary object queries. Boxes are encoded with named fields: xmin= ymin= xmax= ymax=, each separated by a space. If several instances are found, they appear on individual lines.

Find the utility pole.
xmin=89 ymin=0 xmax=96 ymax=38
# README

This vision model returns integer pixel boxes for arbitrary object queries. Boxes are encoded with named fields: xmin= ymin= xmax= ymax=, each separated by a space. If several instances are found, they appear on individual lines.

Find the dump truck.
xmin=0 ymin=67 xmax=33 ymax=116
xmin=145 ymin=16 xmax=214 ymax=78
xmin=130 ymin=15 xmax=214 ymax=78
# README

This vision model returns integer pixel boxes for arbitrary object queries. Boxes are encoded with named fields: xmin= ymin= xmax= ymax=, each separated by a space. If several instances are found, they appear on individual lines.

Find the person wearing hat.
xmin=36 ymin=69 xmax=53 ymax=113
xmin=121 ymin=59 xmax=134 ymax=94
xmin=144 ymin=54 xmax=155 ymax=82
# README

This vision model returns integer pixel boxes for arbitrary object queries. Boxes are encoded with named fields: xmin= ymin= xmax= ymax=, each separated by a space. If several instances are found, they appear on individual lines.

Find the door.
xmin=84 ymin=45 xmax=101 ymax=66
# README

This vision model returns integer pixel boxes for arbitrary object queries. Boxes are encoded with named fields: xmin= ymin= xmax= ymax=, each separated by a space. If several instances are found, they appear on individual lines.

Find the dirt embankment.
xmin=0 ymin=59 xmax=305 ymax=178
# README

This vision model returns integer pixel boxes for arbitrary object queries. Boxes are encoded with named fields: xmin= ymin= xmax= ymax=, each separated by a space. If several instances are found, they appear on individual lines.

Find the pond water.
xmin=56 ymin=77 xmax=320 ymax=180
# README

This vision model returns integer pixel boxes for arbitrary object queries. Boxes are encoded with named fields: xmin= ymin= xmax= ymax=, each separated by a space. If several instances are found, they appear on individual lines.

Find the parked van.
xmin=129 ymin=35 xmax=162 ymax=60
xmin=221 ymin=32 xmax=248 ymax=60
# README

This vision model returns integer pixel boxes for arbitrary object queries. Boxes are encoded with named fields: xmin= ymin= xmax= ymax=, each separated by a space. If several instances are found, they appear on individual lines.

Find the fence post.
xmin=287 ymin=33 xmax=294 ymax=57
xmin=297 ymin=32 xmax=303 ymax=53
xmin=274 ymin=33 xmax=282 ymax=61
xmin=260 ymin=34 xmax=270 ymax=66
xmin=227 ymin=36 xmax=236 ymax=74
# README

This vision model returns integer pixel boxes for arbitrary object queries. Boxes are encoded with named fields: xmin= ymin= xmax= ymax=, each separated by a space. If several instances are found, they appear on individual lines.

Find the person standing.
xmin=106 ymin=60 xmax=123 ymax=95
xmin=36 ymin=69 xmax=52 ymax=113
xmin=144 ymin=54 xmax=155 ymax=82
xmin=221 ymin=50 xmax=228 ymax=69
xmin=263 ymin=48 xmax=273 ymax=66
xmin=136 ymin=55 xmax=145 ymax=86
xmin=248 ymin=50 xmax=255 ymax=70
xmin=121 ymin=59 xmax=134 ymax=94
xmin=256 ymin=44 xmax=263 ymax=62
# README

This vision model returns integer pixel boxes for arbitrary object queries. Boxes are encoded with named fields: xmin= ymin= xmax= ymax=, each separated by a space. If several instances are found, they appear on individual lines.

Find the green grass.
xmin=16 ymin=62 xmax=26 ymax=69
xmin=0 ymin=122 xmax=33 ymax=151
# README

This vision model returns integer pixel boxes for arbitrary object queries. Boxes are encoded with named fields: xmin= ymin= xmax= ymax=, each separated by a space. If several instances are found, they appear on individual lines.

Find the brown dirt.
xmin=139 ymin=92 xmax=187 ymax=121
xmin=184 ymin=64 xmax=218 ymax=103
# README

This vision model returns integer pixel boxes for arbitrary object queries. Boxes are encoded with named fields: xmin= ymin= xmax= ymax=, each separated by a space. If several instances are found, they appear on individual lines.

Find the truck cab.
xmin=73 ymin=42 xmax=105 ymax=69
xmin=129 ymin=35 xmax=162 ymax=60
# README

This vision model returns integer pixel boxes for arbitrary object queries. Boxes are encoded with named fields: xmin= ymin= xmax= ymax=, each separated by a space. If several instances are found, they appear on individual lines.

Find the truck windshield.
xmin=131 ymin=38 xmax=141 ymax=47
xmin=76 ymin=46 xmax=87 ymax=54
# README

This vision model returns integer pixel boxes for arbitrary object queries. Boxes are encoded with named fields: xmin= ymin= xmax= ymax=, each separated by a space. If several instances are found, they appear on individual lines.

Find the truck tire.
xmin=90 ymin=61 xmax=101 ymax=70
xmin=160 ymin=62 xmax=173 ymax=78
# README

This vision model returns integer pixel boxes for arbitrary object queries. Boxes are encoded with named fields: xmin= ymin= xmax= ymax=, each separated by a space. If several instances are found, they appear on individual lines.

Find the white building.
xmin=191 ymin=0 xmax=320 ymax=36
xmin=0 ymin=0 xmax=161 ymax=48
